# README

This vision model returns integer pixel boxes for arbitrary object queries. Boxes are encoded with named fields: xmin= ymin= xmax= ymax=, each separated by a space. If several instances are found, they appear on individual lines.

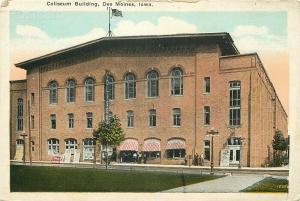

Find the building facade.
xmin=10 ymin=33 xmax=288 ymax=167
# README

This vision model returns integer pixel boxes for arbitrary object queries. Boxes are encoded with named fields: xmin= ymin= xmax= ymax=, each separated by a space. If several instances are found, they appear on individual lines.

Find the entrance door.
xmin=83 ymin=146 xmax=94 ymax=160
xmin=228 ymin=145 xmax=241 ymax=165
xmin=15 ymin=139 xmax=24 ymax=161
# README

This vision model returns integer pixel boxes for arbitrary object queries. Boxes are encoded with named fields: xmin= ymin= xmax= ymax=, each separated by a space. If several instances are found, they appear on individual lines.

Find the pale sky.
xmin=9 ymin=11 xmax=289 ymax=113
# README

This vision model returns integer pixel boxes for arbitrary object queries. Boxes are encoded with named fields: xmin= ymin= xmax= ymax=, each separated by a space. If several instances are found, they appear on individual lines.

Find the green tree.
xmin=93 ymin=115 xmax=125 ymax=169
xmin=272 ymin=130 xmax=287 ymax=167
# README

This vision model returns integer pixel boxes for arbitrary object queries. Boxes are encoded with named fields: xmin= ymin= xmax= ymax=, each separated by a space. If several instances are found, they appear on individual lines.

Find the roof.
xmin=15 ymin=32 xmax=239 ymax=70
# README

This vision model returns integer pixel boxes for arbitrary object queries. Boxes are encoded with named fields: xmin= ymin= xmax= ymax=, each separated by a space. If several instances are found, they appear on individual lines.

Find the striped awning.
xmin=166 ymin=139 xmax=185 ymax=150
xmin=119 ymin=139 xmax=138 ymax=151
xmin=142 ymin=139 xmax=160 ymax=152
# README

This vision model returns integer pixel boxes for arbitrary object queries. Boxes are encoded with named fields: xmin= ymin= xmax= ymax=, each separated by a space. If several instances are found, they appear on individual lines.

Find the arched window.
xmin=66 ymin=79 xmax=75 ymax=102
xmin=16 ymin=98 xmax=24 ymax=131
xmin=104 ymin=75 xmax=115 ymax=100
xmin=84 ymin=78 xmax=94 ymax=102
xmin=147 ymin=70 xmax=159 ymax=97
xmin=47 ymin=138 xmax=59 ymax=155
xmin=124 ymin=73 xmax=136 ymax=99
xmin=170 ymin=68 xmax=183 ymax=95
xmin=49 ymin=81 xmax=58 ymax=104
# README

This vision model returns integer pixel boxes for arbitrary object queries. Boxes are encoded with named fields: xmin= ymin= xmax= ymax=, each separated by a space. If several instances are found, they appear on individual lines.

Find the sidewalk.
xmin=163 ymin=175 xmax=266 ymax=193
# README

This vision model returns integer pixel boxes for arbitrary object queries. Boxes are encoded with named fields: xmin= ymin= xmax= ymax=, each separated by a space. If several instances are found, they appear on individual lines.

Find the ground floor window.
xmin=120 ymin=151 xmax=138 ymax=163
xmin=143 ymin=151 xmax=160 ymax=160
xmin=47 ymin=138 xmax=59 ymax=155
xmin=166 ymin=149 xmax=185 ymax=159
xmin=83 ymin=138 xmax=94 ymax=160
xmin=65 ymin=139 xmax=77 ymax=154
xmin=204 ymin=140 xmax=210 ymax=160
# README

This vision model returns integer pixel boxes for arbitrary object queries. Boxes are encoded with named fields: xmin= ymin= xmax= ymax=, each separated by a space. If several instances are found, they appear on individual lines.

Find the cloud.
xmin=114 ymin=16 xmax=198 ymax=36
xmin=16 ymin=25 xmax=49 ymax=40
xmin=232 ymin=25 xmax=287 ymax=54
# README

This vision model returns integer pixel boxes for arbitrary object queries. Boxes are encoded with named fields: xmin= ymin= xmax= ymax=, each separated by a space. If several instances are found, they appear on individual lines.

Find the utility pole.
xmin=28 ymin=100 xmax=32 ymax=165
xmin=206 ymin=128 xmax=219 ymax=174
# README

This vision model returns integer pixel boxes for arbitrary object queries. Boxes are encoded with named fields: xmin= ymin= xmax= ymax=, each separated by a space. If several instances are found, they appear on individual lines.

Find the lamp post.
xmin=206 ymin=128 xmax=219 ymax=174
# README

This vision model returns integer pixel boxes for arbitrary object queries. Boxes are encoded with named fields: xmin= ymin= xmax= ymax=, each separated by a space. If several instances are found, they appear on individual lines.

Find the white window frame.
xmin=149 ymin=109 xmax=156 ymax=127
xmin=86 ymin=112 xmax=93 ymax=128
xmin=68 ymin=113 xmax=74 ymax=129
xmin=65 ymin=139 xmax=77 ymax=154
xmin=48 ymin=138 xmax=59 ymax=155
xmin=84 ymin=78 xmax=94 ymax=102
xmin=229 ymin=81 xmax=241 ymax=126
xmin=49 ymin=81 xmax=58 ymax=104
xmin=147 ymin=71 xmax=159 ymax=97
xmin=172 ymin=108 xmax=181 ymax=127
xmin=16 ymin=98 xmax=24 ymax=131
xmin=66 ymin=80 xmax=76 ymax=103
xmin=124 ymin=73 xmax=136 ymax=99
xmin=127 ymin=110 xmax=134 ymax=128
xmin=170 ymin=68 xmax=183 ymax=96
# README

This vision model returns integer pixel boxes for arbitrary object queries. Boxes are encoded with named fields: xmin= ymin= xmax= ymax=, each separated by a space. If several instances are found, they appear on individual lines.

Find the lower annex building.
xmin=10 ymin=33 xmax=288 ymax=167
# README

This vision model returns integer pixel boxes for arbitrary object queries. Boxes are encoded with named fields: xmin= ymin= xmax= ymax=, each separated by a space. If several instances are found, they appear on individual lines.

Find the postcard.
xmin=0 ymin=0 xmax=300 ymax=200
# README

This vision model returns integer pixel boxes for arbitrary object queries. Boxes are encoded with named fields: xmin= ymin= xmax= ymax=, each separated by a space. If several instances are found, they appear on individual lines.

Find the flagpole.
xmin=108 ymin=7 xmax=112 ymax=37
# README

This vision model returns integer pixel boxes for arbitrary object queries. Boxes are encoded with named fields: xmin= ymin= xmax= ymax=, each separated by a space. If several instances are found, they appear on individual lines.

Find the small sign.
xmin=220 ymin=148 xmax=230 ymax=167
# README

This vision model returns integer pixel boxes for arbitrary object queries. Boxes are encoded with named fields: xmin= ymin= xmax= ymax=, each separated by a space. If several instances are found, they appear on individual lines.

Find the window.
xmin=68 ymin=113 xmax=74 ymax=129
xmin=31 ymin=93 xmax=35 ymax=105
xmin=86 ymin=112 xmax=93 ymax=128
xmin=127 ymin=111 xmax=134 ymax=127
xmin=104 ymin=75 xmax=115 ymax=100
xmin=147 ymin=71 xmax=159 ymax=97
xmin=170 ymin=68 xmax=183 ymax=95
xmin=48 ymin=138 xmax=59 ymax=155
xmin=50 ymin=114 xmax=56 ymax=129
xmin=65 ymin=139 xmax=77 ymax=154
xmin=124 ymin=73 xmax=136 ymax=99
xmin=66 ymin=80 xmax=75 ymax=102
xmin=167 ymin=149 xmax=185 ymax=159
xmin=173 ymin=108 xmax=181 ymax=126
xmin=204 ymin=106 xmax=210 ymax=125
xmin=49 ymin=81 xmax=57 ymax=104
xmin=204 ymin=140 xmax=210 ymax=160
xmin=31 ymin=115 xmax=34 ymax=129
xmin=149 ymin=109 xmax=156 ymax=127
xmin=16 ymin=98 xmax=23 ymax=131
xmin=204 ymin=77 xmax=210 ymax=93
xmin=84 ymin=78 xmax=94 ymax=102
xmin=83 ymin=138 xmax=95 ymax=160
xmin=229 ymin=81 xmax=241 ymax=126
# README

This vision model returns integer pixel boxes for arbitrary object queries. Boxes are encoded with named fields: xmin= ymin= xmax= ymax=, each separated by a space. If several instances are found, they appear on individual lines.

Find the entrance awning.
xmin=166 ymin=139 xmax=185 ymax=150
xmin=142 ymin=139 xmax=160 ymax=152
xmin=119 ymin=139 xmax=138 ymax=151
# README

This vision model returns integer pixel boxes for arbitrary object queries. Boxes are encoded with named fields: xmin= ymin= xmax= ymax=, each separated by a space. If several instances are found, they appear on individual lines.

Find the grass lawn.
xmin=11 ymin=165 xmax=221 ymax=192
xmin=241 ymin=177 xmax=288 ymax=193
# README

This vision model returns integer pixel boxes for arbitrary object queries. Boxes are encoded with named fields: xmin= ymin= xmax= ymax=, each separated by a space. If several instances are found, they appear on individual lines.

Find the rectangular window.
xmin=31 ymin=93 xmax=35 ymax=105
xmin=229 ymin=81 xmax=241 ymax=126
xmin=204 ymin=106 xmax=210 ymax=125
xmin=16 ymin=99 xmax=24 ymax=131
xmin=127 ymin=111 xmax=134 ymax=127
xmin=204 ymin=77 xmax=210 ymax=93
xmin=86 ymin=112 xmax=93 ymax=128
xmin=149 ymin=109 xmax=156 ymax=127
xmin=204 ymin=140 xmax=210 ymax=160
xmin=68 ymin=113 xmax=74 ymax=129
xmin=50 ymin=114 xmax=56 ymax=129
xmin=173 ymin=108 xmax=181 ymax=126
xmin=31 ymin=115 xmax=34 ymax=129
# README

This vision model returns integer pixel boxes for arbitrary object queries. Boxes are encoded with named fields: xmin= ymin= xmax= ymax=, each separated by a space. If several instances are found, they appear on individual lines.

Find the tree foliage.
xmin=272 ymin=130 xmax=287 ymax=151
xmin=93 ymin=115 xmax=125 ymax=146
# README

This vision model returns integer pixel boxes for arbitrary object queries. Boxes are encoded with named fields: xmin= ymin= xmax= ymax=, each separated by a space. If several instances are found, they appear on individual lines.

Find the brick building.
xmin=10 ymin=33 xmax=288 ymax=167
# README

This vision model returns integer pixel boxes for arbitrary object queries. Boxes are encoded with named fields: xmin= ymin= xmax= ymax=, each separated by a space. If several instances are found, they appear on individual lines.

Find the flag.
xmin=111 ymin=9 xmax=123 ymax=17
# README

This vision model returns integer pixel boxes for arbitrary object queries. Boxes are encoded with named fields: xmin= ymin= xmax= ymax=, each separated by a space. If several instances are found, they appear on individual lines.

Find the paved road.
xmin=163 ymin=175 xmax=266 ymax=193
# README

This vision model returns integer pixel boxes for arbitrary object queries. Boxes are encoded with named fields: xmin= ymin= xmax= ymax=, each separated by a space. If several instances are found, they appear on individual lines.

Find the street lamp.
xmin=206 ymin=128 xmax=219 ymax=174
